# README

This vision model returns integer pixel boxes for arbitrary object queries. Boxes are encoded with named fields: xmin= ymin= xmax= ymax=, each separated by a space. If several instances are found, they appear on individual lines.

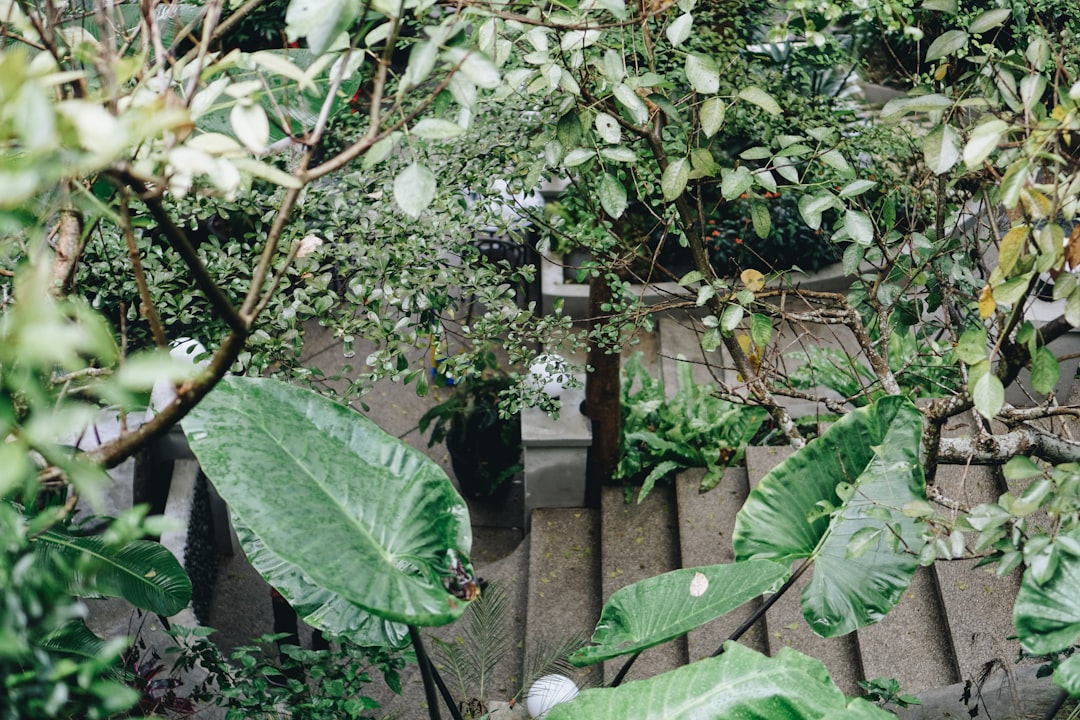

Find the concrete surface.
xmin=599 ymin=485 xmax=687 ymax=684
xmin=525 ymin=507 xmax=602 ymax=691
xmin=521 ymin=381 xmax=591 ymax=526
xmin=676 ymin=468 xmax=768 ymax=659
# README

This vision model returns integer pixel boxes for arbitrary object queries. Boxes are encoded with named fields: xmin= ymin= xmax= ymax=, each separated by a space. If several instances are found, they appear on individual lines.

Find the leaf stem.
xmin=609 ymin=650 xmax=641 ymax=688
xmin=411 ymin=625 xmax=444 ymax=720
xmin=430 ymin=661 xmax=466 ymax=720
xmin=711 ymin=557 xmax=813 ymax=657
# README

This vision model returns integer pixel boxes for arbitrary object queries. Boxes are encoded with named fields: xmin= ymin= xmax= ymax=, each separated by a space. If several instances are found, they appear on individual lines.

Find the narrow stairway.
xmin=520 ymin=314 xmax=1057 ymax=718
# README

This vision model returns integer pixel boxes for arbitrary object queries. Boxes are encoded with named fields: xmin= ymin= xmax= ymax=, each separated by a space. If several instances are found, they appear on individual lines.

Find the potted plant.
xmin=419 ymin=352 xmax=522 ymax=501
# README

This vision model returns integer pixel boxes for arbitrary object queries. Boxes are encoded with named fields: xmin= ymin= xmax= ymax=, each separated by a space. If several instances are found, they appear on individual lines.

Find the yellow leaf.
xmin=1019 ymin=187 xmax=1052 ymax=219
xmin=934 ymin=63 xmax=949 ymax=81
xmin=978 ymin=285 xmax=996 ymax=318
xmin=998 ymin=224 xmax=1028 ymax=276
xmin=736 ymin=334 xmax=752 ymax=355
xmin=1067 ymin=225 xmax=1080 ymax=271
xmin=740 ymin=268 xmax=765 ymax=292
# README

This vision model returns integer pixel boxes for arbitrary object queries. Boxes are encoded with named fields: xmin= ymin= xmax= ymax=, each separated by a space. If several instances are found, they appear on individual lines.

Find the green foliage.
xmin=734 ymin=396 xmax=927 ymax=637
xmin=706 ymin=191 xmax=839 ymax=276
xmin=617 ymin=353 xmax=768 ymax=502
xmin=32 ymin=526 xmax=191 ymax=617
xmin=170 ymin=627 xmax=405 ymax=720
xmin=432 ymin=581 xmax=512 ymax=715
xmin=858 ymin=677 xmax=921 ymax=709
xmin=569 ymin=561 xmax=788 ymax=667
xmin=184 ymin=375 xmax=475 ymax=627
xmin=419 ymin=353 xmax=522 ymax=500
xmin=0 ymin=503 xmax=141 ymax=720
xmin=547 ymin=642 xmax=895 ymax=720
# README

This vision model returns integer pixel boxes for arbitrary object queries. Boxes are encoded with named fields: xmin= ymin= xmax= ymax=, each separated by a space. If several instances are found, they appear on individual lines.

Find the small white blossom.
xmin=297 ymin=234 xmax=323 ymax=258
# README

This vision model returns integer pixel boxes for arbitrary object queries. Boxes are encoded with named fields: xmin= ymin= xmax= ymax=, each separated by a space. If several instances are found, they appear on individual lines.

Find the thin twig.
xmin=120 ymin=190 xmax=168 ymax=348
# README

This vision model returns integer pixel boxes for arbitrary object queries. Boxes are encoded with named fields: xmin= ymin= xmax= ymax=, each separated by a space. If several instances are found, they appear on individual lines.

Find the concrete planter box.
xmin=520 ymin=381 xmax=591 ymax=527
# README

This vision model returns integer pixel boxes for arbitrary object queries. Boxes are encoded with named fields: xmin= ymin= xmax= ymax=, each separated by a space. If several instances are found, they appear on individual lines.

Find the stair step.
xmin=658 ymin=314 xmax=720 ymax=396
xmin=932 ymin=414 xmax=1024 ymax=684
xmin=525 ymin=507 xmax=602 ymax=689
xmin=675 ymin=467 xmax=767 ymax=659
xmin=856 ymin=567 xmax=958 ymax=693
xmin=746 ymin=446 xmax=863 ymax=695
xmin=600 ymin=485 xmax=687 ymax=684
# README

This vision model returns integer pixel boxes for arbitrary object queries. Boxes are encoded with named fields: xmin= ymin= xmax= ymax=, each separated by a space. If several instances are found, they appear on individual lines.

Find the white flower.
xmin=297 ymin=234 xmax=324 ymax=258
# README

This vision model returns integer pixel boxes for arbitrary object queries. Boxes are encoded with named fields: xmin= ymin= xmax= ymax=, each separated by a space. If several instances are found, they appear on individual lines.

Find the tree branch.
xmin=49 ymin=189 xmax=83 ymax=296
xmin=937 ymin=425 xmax=1080 ymax=465
xmin=120 ymin=190 xmax=168 ymax=348
xmin=118 ymin=172 xmax=248 ymax=335
xmin=88 ymin=330 xmax=247 ymax=468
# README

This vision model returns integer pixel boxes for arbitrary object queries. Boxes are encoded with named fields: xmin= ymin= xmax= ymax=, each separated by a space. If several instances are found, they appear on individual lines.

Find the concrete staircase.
xmin=518 ymin=314 xmax=1061 ymax=717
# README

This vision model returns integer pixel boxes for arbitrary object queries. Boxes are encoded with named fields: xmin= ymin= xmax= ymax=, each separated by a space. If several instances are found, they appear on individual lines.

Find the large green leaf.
xmin=733 ymin=396 xmax=927 ymax=637
xmin=183 ymin=376 xmax=473 ymax=627
xmin=1014 ymin=527 xmax=1080 ymax=655
xmin=569 ymin=561 xmax=788 ymax=666
xmin=33 ymin=530 xmax=192 ymax=617
xmin=234 ymin=515 xmax=409 ymax=648
xmin=547 ymin=642 xmax=895 ymax=720
xmin=38 ymin=621 xmax=109 ymax=660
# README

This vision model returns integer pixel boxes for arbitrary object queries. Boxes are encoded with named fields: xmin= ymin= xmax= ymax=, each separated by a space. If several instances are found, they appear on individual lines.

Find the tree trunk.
xmin=585 ymin=272 xmax=620 ymax=507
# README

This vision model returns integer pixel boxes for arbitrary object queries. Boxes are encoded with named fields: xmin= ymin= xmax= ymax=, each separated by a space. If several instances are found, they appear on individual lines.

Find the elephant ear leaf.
xmin=32 ymin=529 xmax=192 ymax=616
xmin=183 ymin=375 xmax=474 ymax=628
xmin=570 ymin=560 xmax=788 ymax=666
xmin=234 ymin=515 xmax=410 ymax=648
xmin=733 ymin=396 xmax=927 ymax=637
xmin=1014 ymin=527 xmax=1080 ymax=695
xmin=548 ymin=642 xmax=895 ymax=719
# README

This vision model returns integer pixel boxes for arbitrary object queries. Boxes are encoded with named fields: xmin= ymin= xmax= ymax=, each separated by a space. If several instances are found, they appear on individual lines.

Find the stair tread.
xmin=658 ymin=315 xmax=720 ymax=397
xmin=676 ymin=468 xmax=767 ymax=659
xmin=600 ymin=485 xmax=687 ymax=684
xmin=933 ymin=414 xmax=1024 ymax=684
xmin=525 ymin=507 xmax=602 ymax=689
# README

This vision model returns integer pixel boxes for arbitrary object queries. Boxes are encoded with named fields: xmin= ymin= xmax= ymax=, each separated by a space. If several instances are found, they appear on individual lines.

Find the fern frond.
xmin=462 ymin=581 xmax=511 ymax=699
xmin=518 ymin=632 xmax=589 ymax=702
xmin=432 ymin=582 xmax=512 ymax=702
xmin=431 ymin=636 xmax=470 ymax=702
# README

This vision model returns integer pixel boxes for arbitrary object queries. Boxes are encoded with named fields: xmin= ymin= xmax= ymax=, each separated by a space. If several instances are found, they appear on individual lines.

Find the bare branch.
xmin=88 ymin=331 xmax=247 ymax=468
xmin=50 ymin=189 xmax=82 ymax=296
xmin=937 ymin=425 xmax=1080 ymax=465
xmin=119 ymin=190 xmax=168 ymax=348
xmin=117 ymin=171 xmax=247 ymax=334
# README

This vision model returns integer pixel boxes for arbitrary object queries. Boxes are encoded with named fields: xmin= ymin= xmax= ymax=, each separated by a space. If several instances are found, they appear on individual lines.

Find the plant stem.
xmin=711 ymin=558 xmax=813 ymax=657
xmin=609 ymin=651 xmax=640 ymax=688
xmin=431 ymin=662 xmax=466 ymax=720
xmin=1041 ymin=688 xmax=1068 ymax=720
xmin=410 ymin=625 xmax=443 ymax=720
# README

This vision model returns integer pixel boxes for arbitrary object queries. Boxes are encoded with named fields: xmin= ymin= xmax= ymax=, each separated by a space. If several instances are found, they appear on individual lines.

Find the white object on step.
xmin=526 ymin=674 xmax=579 ymax=719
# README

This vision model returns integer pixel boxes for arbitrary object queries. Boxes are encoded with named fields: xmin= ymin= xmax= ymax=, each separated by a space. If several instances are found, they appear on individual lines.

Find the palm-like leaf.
xmin=433 ymin=582 xmax=511 ymax=701
xmin=33 ymin=529 xmax=191 ymax=616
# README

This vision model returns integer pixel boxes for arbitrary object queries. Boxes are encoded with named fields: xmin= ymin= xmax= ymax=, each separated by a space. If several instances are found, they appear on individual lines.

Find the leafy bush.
xmin=706 ymin=191 xmax=839 ymax=276
xmin=616 ymin=353 xmax=768 ymax=503
xmin=170 ymin=628 xmax=406 ymax=720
